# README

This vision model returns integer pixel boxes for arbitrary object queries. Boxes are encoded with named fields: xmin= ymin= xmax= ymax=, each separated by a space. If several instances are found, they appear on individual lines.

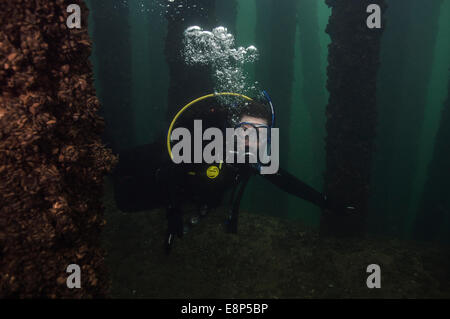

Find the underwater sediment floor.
xmin=102 ymin=179 xmax=450 ymax=299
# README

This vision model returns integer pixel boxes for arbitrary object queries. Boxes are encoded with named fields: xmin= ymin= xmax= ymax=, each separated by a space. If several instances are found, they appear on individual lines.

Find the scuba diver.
xmin=112 ymin=91 xmax=356 ymax=254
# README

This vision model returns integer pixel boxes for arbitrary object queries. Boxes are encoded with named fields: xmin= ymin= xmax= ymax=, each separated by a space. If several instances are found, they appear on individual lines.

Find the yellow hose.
xmin=167 ymin=92 xmax=253 ymax=159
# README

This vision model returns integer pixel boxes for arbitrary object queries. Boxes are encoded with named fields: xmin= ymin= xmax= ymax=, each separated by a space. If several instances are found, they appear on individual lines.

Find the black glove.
xmin=324 ymin=195 xmax=357 ymax=216
xmin=340 ymin=204 xmax=357 ymax=215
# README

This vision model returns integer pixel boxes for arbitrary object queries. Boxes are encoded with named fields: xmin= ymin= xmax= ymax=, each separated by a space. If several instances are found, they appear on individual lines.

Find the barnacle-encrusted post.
xmin=0 ymin=0 xmax=117 ymax=297
xmin=321 ymin=0 xmax=386 ymax=237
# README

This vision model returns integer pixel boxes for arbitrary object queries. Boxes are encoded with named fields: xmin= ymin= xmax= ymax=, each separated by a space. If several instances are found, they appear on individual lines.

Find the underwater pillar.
xmin=255 ymin=0 xmax=297 ymax=159
xmin=413 ymin=71 xmax=450 ymax=242
xmin=321 ymin=0 xmax=386 ymax=237
xmin=297 ymin=0 xmax=327 ymax=172
xmin=368 ymin=0 xmax=415 ymax=235
xmin=0 ymin=0 xmax=116 ymax=297
xmin=165 ymin=0 xmax=217 ymax=118
xmin=89 ymin=0 xmax=133 ymax=152
xmin=376 ymin=0 xmax=443 ymax=237
xmin=215 ymin=0 xmax=238 ymax=35
xmin=253 ymin=0 xmax=298 ymax=218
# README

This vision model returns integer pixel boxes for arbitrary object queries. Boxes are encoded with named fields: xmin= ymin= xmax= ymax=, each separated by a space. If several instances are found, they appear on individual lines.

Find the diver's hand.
xmin=341 ymin=205 xmax=357 ymax=215
xmin=324 ymin=195 xmax=357 ymax=216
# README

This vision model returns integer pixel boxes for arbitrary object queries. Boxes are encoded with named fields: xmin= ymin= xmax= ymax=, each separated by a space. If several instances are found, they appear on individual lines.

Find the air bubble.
xmin=182 ymin=26 xmax=260 ymax=106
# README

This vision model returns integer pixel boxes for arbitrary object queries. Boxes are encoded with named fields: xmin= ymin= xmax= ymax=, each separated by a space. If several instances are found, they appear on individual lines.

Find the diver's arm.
xmin=262 ymin=168 xmax=356 ymax=214
xmin=262 ymin=168 xmax=329 ymax=209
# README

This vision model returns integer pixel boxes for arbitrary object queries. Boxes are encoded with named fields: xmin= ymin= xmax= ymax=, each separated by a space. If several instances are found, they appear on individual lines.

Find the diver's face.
xmin=240 ymin=115 xmax=268 ymax=127
xmin=239 ymin=115 xmax=269 ymax=148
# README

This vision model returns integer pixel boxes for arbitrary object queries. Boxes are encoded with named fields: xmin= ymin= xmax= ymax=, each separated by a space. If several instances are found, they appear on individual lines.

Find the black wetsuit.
xmin=112 ymin=104 xmax=352 ymax=252
xmin=112 ymin=138 xmax=347 ymax=252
